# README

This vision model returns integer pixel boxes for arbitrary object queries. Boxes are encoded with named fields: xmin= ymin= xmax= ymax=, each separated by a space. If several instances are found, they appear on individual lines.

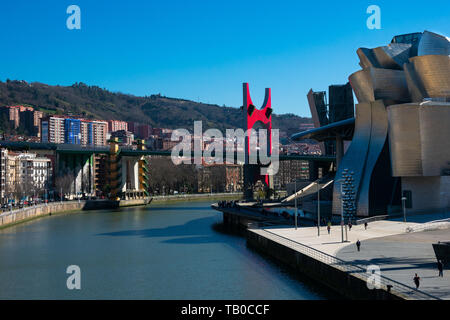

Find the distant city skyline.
xmin=0 ymin=0 xmax=449 ymax=117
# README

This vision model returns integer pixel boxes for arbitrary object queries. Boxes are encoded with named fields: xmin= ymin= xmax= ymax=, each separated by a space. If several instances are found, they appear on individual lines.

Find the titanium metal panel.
xmin=417 ymin=31 xmax=450 ymax=56
xmin=391 ymin=32 xmax=422 ymax=56
xmin=349 ymin=68 xmax=410 ymax=105
xmin=419 ymin=104 xmax=450 ymax=176
xmin=357 ymin=48 xmax=379 ymax=69
xmin=332 ymin=102 xmax=371 ymax=216
xmin=357 ymin=100 xmax=388 ymax=216
xmin=404 ymin=55 xmax=450 ymax=102
xmin=357 ymin=44 xmax=412 ymax=70
xmin=348 ymin=69 xmax=373 ymax=103
xmin=387 ymin=104 xmax=423 ymax=176
xmin=404 ymin=62 xmax=425 ymax=102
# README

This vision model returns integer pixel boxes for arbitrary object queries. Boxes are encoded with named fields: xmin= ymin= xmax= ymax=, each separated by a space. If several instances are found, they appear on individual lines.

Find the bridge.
xmin=0 ymin=139 xmax=334 ymax=200
xmin=0 ymin=140 xmax=335 ymax=161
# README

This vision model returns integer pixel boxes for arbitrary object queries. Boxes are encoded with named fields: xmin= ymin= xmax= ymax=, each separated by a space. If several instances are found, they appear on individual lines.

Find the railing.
xmin=0 ymin=201 xmax=85 ymax=225
xmin=247 ymin=224 xmax=440 ymax=300
xmin=153 ymin=192 xmax=242 ymax=201
xmin=354 ymin=215 xmax=389 ymax=225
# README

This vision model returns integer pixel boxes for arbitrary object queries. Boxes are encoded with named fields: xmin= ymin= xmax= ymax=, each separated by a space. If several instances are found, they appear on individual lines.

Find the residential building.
xmin=1 ymin=106 xmax=20 ymax=129
xmin=107 ymin=120 xmax=128 ymax=133
xmin=273 ymin=159 xmax=310 ymax=191
xmin=64 ymin=118 xmax=81 ymax=144
xmin=111 ymin=130 xmax=134 ymax=146
xmin=1 ymin=150 xmax=52 ymax=202
xmin=91 ymin=121 xmax=108 ymax=146
xmin=0 ymin=149 xmax=7 ymax=203
xmin=41 ymin=116 xmax=65 ymax=144
xmin=80 ymin=121 xmax=93 ymax=146
xmin=137 ymin=124 xmax=152 ymax=140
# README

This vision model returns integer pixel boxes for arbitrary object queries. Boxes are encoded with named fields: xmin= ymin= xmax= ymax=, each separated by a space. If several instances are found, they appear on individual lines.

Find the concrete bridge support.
xmin=56 ymin=153 xmax=94 ymax=197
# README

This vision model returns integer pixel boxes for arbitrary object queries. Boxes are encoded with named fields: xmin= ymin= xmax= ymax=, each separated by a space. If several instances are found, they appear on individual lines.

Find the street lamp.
xmin=335 ymin=178 xmax=346 ymax=243
xmin=294 ymin=179 xmax=298 ymax=230
xmin=402 ymin=196 xmax=407 ymax=222
xmin=317 ymin=180 xmax=320 ymax=237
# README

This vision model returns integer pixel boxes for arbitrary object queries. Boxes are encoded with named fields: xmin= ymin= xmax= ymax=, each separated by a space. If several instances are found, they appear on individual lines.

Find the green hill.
xmin=0 ymin=80 xmax=312 ymax=138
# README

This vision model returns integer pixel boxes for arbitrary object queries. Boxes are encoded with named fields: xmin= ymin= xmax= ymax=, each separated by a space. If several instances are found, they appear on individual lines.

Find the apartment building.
xmin=107 ymin=120 xmax=128 ymax=133
xmin=1 ymin=106 xmax=20 ymax=129
xmin=64 ymin=118 xmax=81 ymax=144
xmin=110 ymin=130 xmax=134 ymax=146
xmin=41 ymin=117 xmax=107 ymax=146
xmin=41 ymin=116 xmax=65 ymax=144
xmin=0 ymin=149 xmax=7 ymax=202
xmin=91 ymin=121 xmax=108 ymax=146
xmin=0 ymin=149 xmax=52 ymax=202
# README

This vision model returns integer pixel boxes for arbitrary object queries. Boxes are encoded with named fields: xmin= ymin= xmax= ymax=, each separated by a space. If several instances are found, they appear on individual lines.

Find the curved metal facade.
xmin=357 ymin=100 xmax=389 ymax=216
xmin=332 ymin=102 xmax=372 ymax=216
xmin=332 ymin=100 xmax=393 ymax=217
xmin=331 ymin=30 xmax=449 ymax=217
xmin=349 ymin=68 xmax=410 ymax=105
xmin=387 ymin=104 xmax=422 ymax=176
xmin=357 ymin=43 xmax=412 ymax=70
xmin=417 ymin=31 xmax=450 ymax=56
xmin=404 ymin=55 xmax=450 ymax=102
xmin=420 ymin=105 xmax=450 ymax=176
xmin=388 ymin=103 xmax=450 ymax=177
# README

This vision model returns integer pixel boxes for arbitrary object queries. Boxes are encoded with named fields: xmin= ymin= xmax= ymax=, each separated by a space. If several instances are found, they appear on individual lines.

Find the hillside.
xmin=0 ymin=80 xmax=312 ymax=138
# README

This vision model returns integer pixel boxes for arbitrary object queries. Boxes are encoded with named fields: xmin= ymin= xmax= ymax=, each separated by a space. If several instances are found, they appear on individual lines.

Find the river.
xmin=0 ymin=201 xmax=335 ymax=299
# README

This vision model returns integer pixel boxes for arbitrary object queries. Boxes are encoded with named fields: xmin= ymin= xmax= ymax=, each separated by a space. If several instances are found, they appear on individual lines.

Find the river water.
xmin=0 ymin=201 xmax=334 ymax=299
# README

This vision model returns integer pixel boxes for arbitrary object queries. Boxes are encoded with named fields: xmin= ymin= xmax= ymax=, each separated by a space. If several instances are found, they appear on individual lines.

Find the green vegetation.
xmin=0 ymin=80 xmax=312 ymax=137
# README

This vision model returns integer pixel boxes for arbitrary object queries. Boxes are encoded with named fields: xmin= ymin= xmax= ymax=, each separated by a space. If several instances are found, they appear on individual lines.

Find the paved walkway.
xmin=261 ymin=218 xmax=450 ymax=299
xmin=336 ymin=229 xmax=450 ymax=300
xmin=264 ymin=220 xmax=421 ymax=256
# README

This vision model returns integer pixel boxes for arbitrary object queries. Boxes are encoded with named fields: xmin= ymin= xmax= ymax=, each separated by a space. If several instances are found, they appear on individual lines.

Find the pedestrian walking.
xmin=364 ymin=222 xmax=368 ymax=230
xmin=327 ymin=225 xmax=331 ymax=235
xmin=348 ymin=221 xmax=352 ymax=231
xmin=437 ymin=260 xmax=444 ymax=277
xmin=413 ymin=273 xmax=420 ymax=289
xmin=356 ymin=239 xmax=361 ymax=252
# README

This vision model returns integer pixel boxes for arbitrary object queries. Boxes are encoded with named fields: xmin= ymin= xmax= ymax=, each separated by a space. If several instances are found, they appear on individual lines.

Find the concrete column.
xmin=75 ymin=155 xmax=85 ymax=195
xmin=132 ymin=159 xmax=139 ymax=191
xmin=120 ymin=157 xmax=127 ymax=193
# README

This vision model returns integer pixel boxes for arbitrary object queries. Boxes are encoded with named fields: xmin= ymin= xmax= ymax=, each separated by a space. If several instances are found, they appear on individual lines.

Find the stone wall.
xmin=0 ymin=201 xmax=85 ymax=227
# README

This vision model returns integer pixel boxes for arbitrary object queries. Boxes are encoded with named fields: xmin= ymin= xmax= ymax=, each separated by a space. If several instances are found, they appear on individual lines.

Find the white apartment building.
xmin=1 ymin=149 xmax=53 ymax=202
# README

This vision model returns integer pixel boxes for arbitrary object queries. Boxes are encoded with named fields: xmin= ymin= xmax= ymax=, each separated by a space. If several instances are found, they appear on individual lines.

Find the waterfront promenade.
xmin=0 ymin=201 xmax=85 ymax=228
xmin=248 ymin=212 xmax=450 ymax=300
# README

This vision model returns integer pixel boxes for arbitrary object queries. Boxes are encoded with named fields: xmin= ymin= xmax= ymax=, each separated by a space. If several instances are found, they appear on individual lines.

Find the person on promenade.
xmin=327 ymin=225 xmax=331 ymax=235
xmin=364 ymin=222 xmax=368 ymax=230
xmin=437 ymin=260 xmax=444 ymax=277
xmin=356 ymin=239 xmax=361 ymax=252
xmin=413 ymin=273 xmax=420 ymax=289
xmin=348 ymin=221 xmax=352 ymax=231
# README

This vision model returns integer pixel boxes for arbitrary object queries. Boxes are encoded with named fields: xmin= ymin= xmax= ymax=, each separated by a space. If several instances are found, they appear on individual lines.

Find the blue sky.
xmin=0 ymin=0 xmax=448 ymax=117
